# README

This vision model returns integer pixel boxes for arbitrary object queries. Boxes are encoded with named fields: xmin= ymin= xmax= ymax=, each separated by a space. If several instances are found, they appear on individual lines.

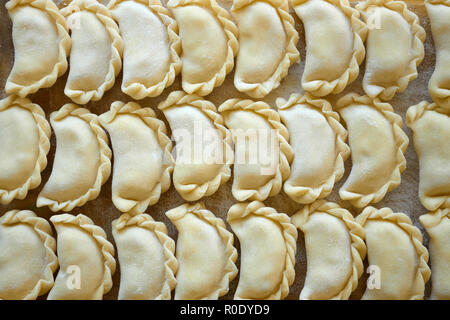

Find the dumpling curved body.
xmin=37 ymin=104 xmax=111 ymax=212
xmin=292 ymin=0 xmax=366 ymax=96
xmin=358 ymin=1 xmax=425 ymax=100
xmin=158 ymin=92 xmax=232 ymax=201
xmin=168 ymin=0 xmax=237 ymax=95
xmin=99 ymin=101 xmax=173 ymax=214
xmin=109 ymin=0 xmax=180 ymax=99
xmin=0 ymin=96 xmax=50 ymax=204
xmin=357 ymin=207 xmax=430 ymax=300
xmin=336 ymin=94 xmax=408 ymax=207
xmin=0 ymin=210 xmax=57 ymax=300
xmin=62 ymin=0 xmax=122 ymax=104
xmin=291 ymin=201 xmax=366 ymax=300
xmin=232 ymin=0 xmax=299 ymax=97
xmin=426 ymin=0 xmax=450 ymax=109
xmin=112 ymin=214 xmax=177 ymax=300
xmin=166 ymin=203 xmax=237 ymax=300
xmin=227 ymin=201 xmax=297 ymax=300
xmin=406 ymin=102 xmax=450 ymax=210
xmin=277 ymin=94 xmax=349 ymax=204
xmin=5 ymin=0 xmax=70 ymax=97
xmin=47 ymin=214 xmax=115 ymax=300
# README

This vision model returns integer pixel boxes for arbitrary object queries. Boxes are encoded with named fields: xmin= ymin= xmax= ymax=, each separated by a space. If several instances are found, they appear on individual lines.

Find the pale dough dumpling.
xmin=420 ymin=208 xmax=450 ymax=300
xmin=219 ymin=99 xmax=293 ymax=201
xmin=99 ymin=101 xmax=174 ymax=214
xmin=291 ymin=201 xmax=366 ymax=300
xmin=168 ymin=0 xmax=238 ymax=96
xmin=112 ymin=213 xmax=177 ymax=300
xmin=426 ymin=0 xmax=450 ymax=109
xmin=166 ymin=203 xmax=237 ymax=300
xmin=48 ymin=214 xmax=115 ymax=300
xmin=232 ymin=0 xmax=300 ymax=98
xmin=291 ymin=0 xmax=367 ymax=97
xmin=406 ymin=102 xmax=450 ymax=211
xmin=356 ymin=206 xmax=431 ymax=300
xmin=0 ymin=96 xmax=50 ymax=205
xmin=276 ymin=93 xmax=350 ymax=204
xmin=108 ymin=0 xmax=181 ymax=99
xmin=336 ymin=93 xmax=408 ymax=208
xmin=227 ymin=201 xmax=297 ymax=300
xmin=158 ymin=91 xmax=233 ymax=201
xmin=5 ymin=0 xmax=70 ymax=97
xmin=0 ymin=210 xmax=58 ymax=300
xmin=357 ymin=0 xmax=425 ymax=100
xmin=61 ymin=0 xmax=123 ymax=104
xmin=37 ymin=104 xmax=112 ymax=212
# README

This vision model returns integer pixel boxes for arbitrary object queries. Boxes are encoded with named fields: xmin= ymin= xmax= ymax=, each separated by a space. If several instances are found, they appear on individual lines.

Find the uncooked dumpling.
xmin=61 ymin=0 xmax=123 ymax=104
xmin=37 ymin=104 xmax=112 ymax=212
xmin=5 ymin=0 xmax=70 ymax=97
xmin=168 ymin=0 xmax=238 ymax=96
xmin=99 ymin=101 xmax=173 ymax=214
xmin=0 ymin=96 xmax=50 ymax=205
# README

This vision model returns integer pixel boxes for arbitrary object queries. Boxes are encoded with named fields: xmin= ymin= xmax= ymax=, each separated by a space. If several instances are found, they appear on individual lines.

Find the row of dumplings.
xmin=1 ymin=90 xmax=449 ymax=213
xmin=1 ymin=91 xmax=449 ymax=213
xmin=1 ymin=201 xmax=448 ymax=300
xmin=4 ymin=0 xmax=450 ymax=108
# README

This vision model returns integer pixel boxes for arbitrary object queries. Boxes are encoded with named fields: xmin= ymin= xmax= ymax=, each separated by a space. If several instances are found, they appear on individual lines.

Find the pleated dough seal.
xmin=99 ymin=101 xmax=174 ymax=214
xmin=37 ymin=104 xmax=112 ymax=212
xmin=291 ymin=201 xmax=366 ymax=300
xmin=61 ymin=0 xmax=123 ymax=104
xmin=291 ymin=0 xmax=367 ymax=97
xmin=168 ymin=0 xmax=239 ymax=96
xmin=0 ymin=96 xmax=50 ymax=205
xmin=48 ymin=214 xmax=115 ymax=300
xmin=108 ymin=0 xmax=182 ymax=99
xmin=158 ymin=91 xmax=233 ymax=201
xmin=166 ymin=203 xmax=238 ymax=300
xmin=232 ymin=0 xmax=300 ymax=98
xmin=112 ymin=213 xmax=177 ymax=300
xmin=357 ymin=207 xmax=430 ymax=300
xmin=426 ymin=0 xmax=450 ymax=109
xmin=406 ymin=102 xmax=450 ymax=211
xmin=5 ymin=0 xmax=71 ymax=97
xmin=357 ymin=0 xmax=425 ymax=101
xmin=0 ymin=210 xmax=58 ymax=300
xmin=336 ymin=93 xmax=408 ymax=208
xmin=276 ymin=93 xmax=350 ymax=204
xmin=219 ymin=98 xmax=293 ymax=201
xmin=420 ymin=208 xmax=450 ymax=300
xmin=227 ymin=201 xmax=297 ymax=300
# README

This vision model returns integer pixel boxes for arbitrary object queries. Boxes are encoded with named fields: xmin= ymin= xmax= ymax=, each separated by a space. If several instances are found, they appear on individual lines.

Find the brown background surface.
xmin=0 ymin=0 xmax=435 ymax=299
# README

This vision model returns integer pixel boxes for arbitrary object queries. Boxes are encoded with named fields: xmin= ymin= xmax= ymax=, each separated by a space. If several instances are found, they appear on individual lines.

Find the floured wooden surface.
xmin=0 ymin=0 xmax=435 ymax=299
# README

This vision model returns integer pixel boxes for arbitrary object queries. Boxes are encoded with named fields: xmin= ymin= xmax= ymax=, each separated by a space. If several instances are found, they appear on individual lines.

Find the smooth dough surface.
xmin=406 ymin=103 xmax=450 ymax=210
xmin=100 ymin=102 xmax=172 ymax=214
xmin=337 ymin=94 xmax=407 ymax=207
xmin=0 ymin=210 xmax=57 ymax=300
xmin=292 ymin=0 xmax=364 ymax=96
xmin=37 ymin=105 xmax=111 ymax=211
xmin=166 ymin=203 xmax=237 ymax=300
xmin=112 ymin=214 xmax=177 ymax=300
xmin=48 ymin=214 xmax=115 ymax=300
xmin=227 ymin=201 xmax=296 ymax=300
xmin=5 ymin=0 xmax=70 ymax=96
xmin=110 ymin=0 xmax=179 ymax=98
xmin=426 ymin=0 xmax=450 ymax=109
xmin=359 ymin=0 xmax=424 ymax=100
xmin=357 ymin=207 xmax=430 ymax=300
xmin=0 ymin=96 xmax=50 ymax=204
xmin=420 ymin=209 xmax=450 ymax=300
